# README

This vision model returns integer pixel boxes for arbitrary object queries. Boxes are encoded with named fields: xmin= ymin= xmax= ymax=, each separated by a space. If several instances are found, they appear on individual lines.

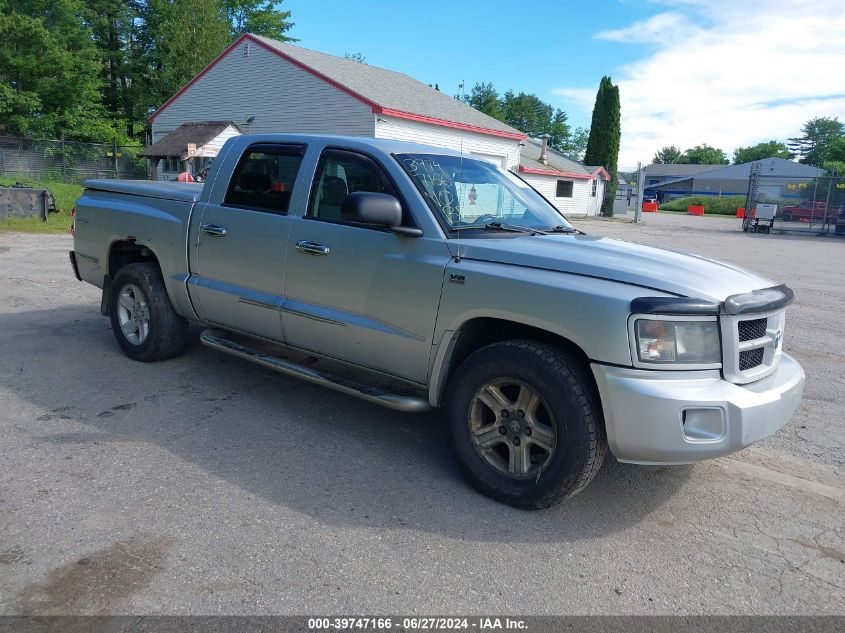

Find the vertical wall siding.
xmin=151 ymin=43 xmax=375 ymax=143
xmin=520 ymin=173 xmax=596 ymax=216
xmin=375 ymin=116 xmax=521 ymax=171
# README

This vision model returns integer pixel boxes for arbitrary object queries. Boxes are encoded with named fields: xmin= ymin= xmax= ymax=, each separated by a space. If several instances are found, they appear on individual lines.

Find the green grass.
xmin=0 ymin=177 xmax=83 ymax=233
xmin=659 ymin=195 xmax=746 ymax=216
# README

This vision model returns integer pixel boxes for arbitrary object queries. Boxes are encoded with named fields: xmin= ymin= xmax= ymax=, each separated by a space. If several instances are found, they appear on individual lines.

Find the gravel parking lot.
xmin=1 ymin=214 xmax=843 ymax=615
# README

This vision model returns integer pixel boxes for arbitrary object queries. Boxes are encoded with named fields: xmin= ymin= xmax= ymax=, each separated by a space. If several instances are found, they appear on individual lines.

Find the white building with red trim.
xmin=517 ymin=138 xmax=609 ymax=216
xmin=147 ymin=33 xmax=606 ymax=214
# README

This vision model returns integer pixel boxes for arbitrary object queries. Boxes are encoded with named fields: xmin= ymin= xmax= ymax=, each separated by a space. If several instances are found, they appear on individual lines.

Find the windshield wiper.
xmin=548 ymin=225 xmax=577 ymax=233
xmin=451 ymin=221 xmax=547 ymax=235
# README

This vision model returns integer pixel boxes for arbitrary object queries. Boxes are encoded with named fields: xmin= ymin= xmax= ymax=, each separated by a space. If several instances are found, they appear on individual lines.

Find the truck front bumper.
xmin=591 ymin=353 xmax=804 ymax=464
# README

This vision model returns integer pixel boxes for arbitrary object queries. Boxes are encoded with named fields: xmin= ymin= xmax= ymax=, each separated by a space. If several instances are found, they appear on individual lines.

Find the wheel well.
xmin=439 ymin=317 xmax=594 ymax=402
xmin=108 ymin=240 xmax=160 ymax=276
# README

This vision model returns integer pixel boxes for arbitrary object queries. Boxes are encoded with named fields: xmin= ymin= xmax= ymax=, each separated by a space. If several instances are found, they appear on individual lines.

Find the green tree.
xmin=652 ymin=145 xmax=683 ymax=164
xmin=680 ymin=144 xmax=728 ymax=165
xmin=583 ymin=76 xmax=621 ymax=216
xmin=732 ymin=140 xmax=791 ymax=164
xmin=788 ymin=117 xmax=844 ymax=166
xmin=0 ymin=0 xmax=118 ymax=141
xmin=224 ymin=0 xmax=295 ymax=40
xmin=154 ymin=0 xmax=232 ymax=106
xmin=465 ymin=82 xmax=501 ymax=120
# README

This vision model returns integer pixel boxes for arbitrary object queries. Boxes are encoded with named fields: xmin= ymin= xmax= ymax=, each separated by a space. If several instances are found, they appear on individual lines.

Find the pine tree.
xmin=583 ymin=76 xmax=621 ymax=216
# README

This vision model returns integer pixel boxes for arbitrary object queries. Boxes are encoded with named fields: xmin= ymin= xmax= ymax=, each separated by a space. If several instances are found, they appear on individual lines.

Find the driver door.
xmin=281 ymin=148 xmax=451 ymax=383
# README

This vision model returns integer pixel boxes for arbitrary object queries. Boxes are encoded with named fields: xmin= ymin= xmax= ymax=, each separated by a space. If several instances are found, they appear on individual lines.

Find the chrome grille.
xmin=721 ymin=310 xmax=785 ymax=384
xmin=738 ymin=318 xmax=767 ymax=342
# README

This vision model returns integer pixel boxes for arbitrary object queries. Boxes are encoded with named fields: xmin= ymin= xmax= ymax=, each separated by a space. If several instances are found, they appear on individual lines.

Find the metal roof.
xmin=644 ymin=163 xmax=725 ymax=178
xmin=646 ymin=158 xmax=826 ymax=189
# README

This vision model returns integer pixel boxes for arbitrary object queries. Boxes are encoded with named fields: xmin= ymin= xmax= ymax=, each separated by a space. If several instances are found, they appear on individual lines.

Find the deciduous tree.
xmin=680 ymin=144 xmax=728 ymax=165
xmin=733 ymin=140 xmax=791 ymax=164
xmin=652 ymin=145 xmax=683 ymax=164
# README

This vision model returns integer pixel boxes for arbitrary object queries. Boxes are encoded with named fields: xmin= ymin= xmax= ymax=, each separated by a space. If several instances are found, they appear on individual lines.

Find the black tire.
xmin=444 ymin=340 xmax=607 ymax=509
xmin=783 ymin=213 xmax=793 ymax=222
xmin=109 ymin=262 xmax=187 ymax=362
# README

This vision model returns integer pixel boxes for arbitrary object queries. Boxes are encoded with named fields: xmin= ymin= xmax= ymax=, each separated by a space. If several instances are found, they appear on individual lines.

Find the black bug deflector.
xmin=724 ymin=285 xmax=795 ymax=315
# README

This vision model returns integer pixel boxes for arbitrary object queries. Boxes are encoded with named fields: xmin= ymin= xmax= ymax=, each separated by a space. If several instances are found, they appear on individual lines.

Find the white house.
xmin=147 ymin=33 xmax=526 ymax=179
xmin=517 ymin=138 xmax=609 ymax=216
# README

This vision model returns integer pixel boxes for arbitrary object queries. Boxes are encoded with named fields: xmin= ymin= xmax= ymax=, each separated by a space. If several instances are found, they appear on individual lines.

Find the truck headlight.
xmin=632 ymin=317 xmax=721 ymax=368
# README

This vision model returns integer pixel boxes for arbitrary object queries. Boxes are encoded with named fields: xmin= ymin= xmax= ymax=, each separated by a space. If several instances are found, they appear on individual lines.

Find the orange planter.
xmin=736 ymin=207 xmax=745 ymax=218
xmin=688 ymin=205 xmax=705 ymax=216
xmin=642 ymin=202 xmax=659 ymax=213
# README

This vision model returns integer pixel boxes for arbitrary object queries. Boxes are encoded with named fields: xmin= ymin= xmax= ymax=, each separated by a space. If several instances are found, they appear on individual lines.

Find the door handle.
xmin=295 ymin=240 xmax=330 ymax=256
xmin=201 ymin=223 xmax=227 ymax=237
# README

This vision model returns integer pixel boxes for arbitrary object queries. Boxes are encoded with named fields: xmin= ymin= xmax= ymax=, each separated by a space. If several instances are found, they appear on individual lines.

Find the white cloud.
xmin=553 ymin=0 xmax=845 ymax=171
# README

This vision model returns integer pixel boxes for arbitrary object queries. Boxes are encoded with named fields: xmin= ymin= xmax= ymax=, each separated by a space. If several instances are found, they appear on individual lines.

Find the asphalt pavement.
xmin=0 ymin=216 xmax=843 ymax=615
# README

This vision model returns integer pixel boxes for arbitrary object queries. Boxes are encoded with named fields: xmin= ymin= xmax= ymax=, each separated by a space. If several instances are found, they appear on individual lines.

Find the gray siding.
xmin=151 ymin=41 xmax=375 ymax=143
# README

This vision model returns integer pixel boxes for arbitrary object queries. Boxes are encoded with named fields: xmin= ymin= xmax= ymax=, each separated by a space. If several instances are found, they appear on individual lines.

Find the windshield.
xmin=396 ymin=153 xmax=573 ymax=232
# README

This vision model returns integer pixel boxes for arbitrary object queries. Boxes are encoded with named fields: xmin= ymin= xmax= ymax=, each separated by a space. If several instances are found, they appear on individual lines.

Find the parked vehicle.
xmin=780 ymin=200 xmax=829 ymax=222
xmin=69 ymin=134 xmax=805 ymax=508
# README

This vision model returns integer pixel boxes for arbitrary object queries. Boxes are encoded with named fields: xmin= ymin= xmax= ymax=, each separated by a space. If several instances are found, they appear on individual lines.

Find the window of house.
xmin=308 ymin=149 xmax=401 ymax=225
xmin=224 ymin=144 xmax=305 ymax=214
xmin=556 ymin=180 xmax=574 ymax=198
xmin=162 ymin=158 xmax=181 ymax=172
xmin=591 ymin=179 xmax=598 ymax=197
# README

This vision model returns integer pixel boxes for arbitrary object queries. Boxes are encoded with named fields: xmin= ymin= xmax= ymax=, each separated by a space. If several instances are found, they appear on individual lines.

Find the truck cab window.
xmin=224 ymin=145 xmax=304 ymax=214
xmin=308 ymin=149 xmax=400 ymax=224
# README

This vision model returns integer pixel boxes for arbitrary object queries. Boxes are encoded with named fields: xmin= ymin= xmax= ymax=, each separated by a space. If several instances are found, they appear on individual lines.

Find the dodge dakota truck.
xmin=70 ymin=134 xmax=805 ymax=509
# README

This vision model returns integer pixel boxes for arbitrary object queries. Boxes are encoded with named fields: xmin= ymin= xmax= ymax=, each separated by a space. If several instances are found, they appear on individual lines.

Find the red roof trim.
xmin=378 ymin=108 xmax=527 ymax=140
xmin=518 ymin=165 xmax=593 ymax=180
xmin=148 ymin=35 xmax=527 ymax=141
xmin=592 ymin=166 xmax=611 ymax=180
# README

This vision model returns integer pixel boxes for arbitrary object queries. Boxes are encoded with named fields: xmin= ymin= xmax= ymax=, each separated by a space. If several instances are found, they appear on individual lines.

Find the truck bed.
xmin=83 ymin=179 xmax=203 ymax=203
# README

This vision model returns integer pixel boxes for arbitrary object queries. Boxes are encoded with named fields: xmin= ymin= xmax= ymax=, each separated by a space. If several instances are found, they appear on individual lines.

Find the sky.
xmin=283 ymin=0 xmax=845 ymax=170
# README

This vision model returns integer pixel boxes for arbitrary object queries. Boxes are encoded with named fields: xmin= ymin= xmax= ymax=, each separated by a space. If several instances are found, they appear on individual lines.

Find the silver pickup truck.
xmin=70 ymin=134 xmax=805 ymax=508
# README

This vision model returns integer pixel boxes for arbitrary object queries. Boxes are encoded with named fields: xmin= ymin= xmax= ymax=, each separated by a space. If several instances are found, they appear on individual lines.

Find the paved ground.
xmin=0 ymin=216 xmax=843 ymax=615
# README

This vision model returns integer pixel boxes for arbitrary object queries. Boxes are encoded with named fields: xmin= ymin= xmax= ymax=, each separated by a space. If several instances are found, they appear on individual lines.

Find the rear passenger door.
xmin=191 ymin=143 xmax=305 ymax=341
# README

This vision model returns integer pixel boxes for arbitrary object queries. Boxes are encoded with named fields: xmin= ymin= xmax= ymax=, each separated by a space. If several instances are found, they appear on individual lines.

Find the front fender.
xmin=427 ymin=260 xmax=663 ymax=406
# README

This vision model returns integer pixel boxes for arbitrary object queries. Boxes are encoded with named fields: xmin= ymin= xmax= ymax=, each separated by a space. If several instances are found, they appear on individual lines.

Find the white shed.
xmin=517 ymin=138 xmax=609 ymax=216
xmin=148 ymin=33 xmax=526 ymax=178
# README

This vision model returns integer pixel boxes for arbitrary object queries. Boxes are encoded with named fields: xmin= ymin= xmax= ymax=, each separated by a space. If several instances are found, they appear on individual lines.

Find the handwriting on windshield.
xmin=403 ymin=158 xmax=458 ymax=218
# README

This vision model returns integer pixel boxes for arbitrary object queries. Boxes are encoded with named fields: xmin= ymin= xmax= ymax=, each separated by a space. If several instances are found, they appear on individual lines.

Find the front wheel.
xmin=444 ymin=340 xmax=607 ymax=509
xmin=109 ymin=262 xmax=187 ymax=361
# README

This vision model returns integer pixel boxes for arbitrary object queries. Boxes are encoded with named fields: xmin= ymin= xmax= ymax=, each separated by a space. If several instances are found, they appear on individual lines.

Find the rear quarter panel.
xmin=73 ymin=189 xmax=197 ymax=320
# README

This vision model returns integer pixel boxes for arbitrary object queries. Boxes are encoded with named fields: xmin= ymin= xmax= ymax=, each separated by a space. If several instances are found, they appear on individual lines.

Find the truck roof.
xmin=221 ymin=133 xmax=469 ymax=159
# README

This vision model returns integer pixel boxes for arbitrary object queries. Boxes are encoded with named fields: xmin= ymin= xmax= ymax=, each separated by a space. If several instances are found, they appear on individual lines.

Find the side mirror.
xmin=341 ymin=191 xmax=403 ymax=228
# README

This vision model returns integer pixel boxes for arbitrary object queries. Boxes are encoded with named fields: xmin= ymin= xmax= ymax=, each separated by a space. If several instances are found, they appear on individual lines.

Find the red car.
xmin=780 ymin=201 xmax=829 ymax=222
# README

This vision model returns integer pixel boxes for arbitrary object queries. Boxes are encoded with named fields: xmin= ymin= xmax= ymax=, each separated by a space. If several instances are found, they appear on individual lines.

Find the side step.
xmin=199 ymin=330 xmax=432 ymax=412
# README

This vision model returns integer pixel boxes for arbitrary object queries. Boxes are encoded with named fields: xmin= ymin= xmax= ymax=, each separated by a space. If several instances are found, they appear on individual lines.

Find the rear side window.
xmin=224 ymin=144 xmax=305 ymax=214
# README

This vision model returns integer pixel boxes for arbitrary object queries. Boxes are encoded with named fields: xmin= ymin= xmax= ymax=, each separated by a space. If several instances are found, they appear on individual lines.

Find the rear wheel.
xmin=109 ymin=262 xmax=187 ymax=361
xmin=445 ymin=340 xmax=607 ymax=509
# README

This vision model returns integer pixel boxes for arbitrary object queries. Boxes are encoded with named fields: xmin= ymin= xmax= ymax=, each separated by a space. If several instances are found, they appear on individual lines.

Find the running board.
xmin=199 ymin=330 xmax=432 ymax=412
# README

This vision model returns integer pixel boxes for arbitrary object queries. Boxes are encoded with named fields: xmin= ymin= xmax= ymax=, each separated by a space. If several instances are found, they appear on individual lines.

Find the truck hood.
xmin=448 ymin=234 xmax=776 ymax=302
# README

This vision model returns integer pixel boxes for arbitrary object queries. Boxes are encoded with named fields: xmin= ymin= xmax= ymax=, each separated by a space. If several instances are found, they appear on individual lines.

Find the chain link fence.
xmin=0 ymin=136 xmax=148 ymax=183
xmin=744 ymin=170 xmax=845 ymax=236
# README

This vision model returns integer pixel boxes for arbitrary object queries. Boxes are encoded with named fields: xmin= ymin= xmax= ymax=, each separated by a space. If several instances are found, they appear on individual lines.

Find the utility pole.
xmin=634 ymin=161 xmax=644 ymax=223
